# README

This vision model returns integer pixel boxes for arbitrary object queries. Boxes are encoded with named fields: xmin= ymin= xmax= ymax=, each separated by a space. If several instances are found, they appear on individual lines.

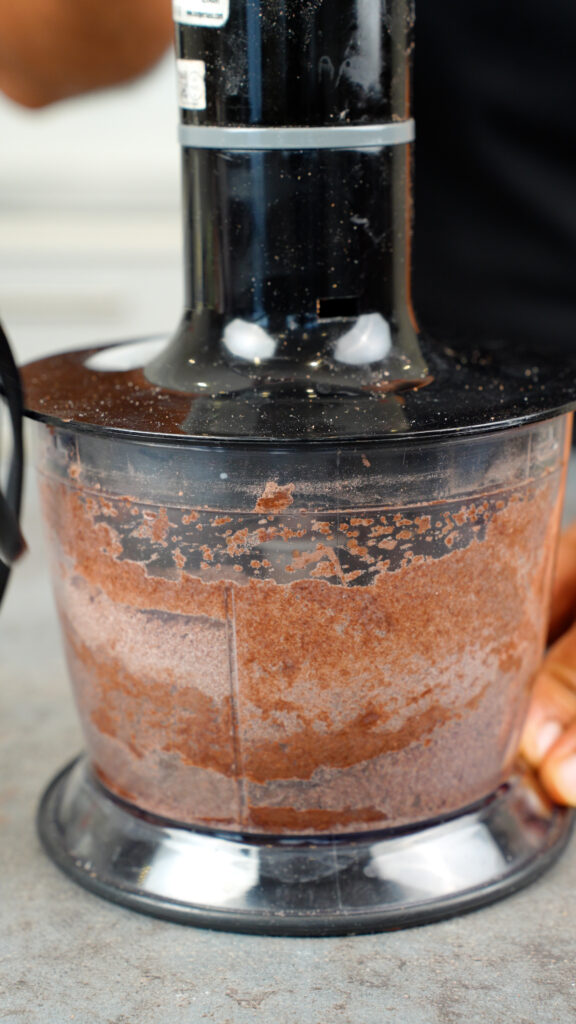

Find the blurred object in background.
xmin=413 ymin=0 xmax=576 ymax=354
xmin=0 ymin=0 xmax=173 ymax=108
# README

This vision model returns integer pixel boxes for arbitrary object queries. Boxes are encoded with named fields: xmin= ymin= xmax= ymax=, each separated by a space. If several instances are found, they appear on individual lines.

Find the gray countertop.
xmin=2 ymin=464 xmax=576 ymax=1024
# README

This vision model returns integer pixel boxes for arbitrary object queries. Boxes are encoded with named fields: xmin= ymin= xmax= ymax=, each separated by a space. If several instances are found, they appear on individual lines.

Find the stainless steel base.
xmin=37 ymin=756 xmax=574 ymax=936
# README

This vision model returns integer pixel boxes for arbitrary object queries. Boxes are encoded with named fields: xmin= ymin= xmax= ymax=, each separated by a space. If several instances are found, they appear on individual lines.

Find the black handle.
xmin=0 ymin=319 xmax=25 ymax=604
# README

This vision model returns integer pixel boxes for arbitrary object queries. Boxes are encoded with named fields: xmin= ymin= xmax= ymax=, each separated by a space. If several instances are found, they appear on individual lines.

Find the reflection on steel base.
xmin=38 ymin=757 xmax=573 ymax=936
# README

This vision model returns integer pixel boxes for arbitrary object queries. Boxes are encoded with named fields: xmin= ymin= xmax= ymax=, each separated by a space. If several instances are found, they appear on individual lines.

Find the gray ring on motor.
xmin=178 ymin=119 xmax=415 ymax=150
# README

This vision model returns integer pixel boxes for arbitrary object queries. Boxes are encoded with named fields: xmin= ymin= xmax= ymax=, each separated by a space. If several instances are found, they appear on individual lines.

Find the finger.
xmin=548 ymin=520 xmax=576 ymax=643
xmin=521 ymin=624 xmax=576 ymax=767
xmin=539 ymin=721 xmax=576 ymax=805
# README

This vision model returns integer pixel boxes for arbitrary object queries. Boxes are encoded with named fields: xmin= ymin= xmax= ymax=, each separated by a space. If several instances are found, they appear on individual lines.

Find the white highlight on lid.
xmin=84 ymin=337 xmax=167 ymax=372
xmin=333 ymin=313 xmax=391 ymax=366
xmin=223 ymin=319 xmax=277 ymax=362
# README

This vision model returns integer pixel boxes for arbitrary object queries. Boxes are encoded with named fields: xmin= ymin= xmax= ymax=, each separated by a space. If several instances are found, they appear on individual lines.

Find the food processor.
xmin=22 ymin=0 xmax=576 ymax=934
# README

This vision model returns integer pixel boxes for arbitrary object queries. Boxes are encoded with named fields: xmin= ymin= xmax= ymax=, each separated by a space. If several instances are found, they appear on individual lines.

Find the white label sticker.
xmin=177 ymin=59 xmax=207 ymax=110
xmin=173 ymin=0 xmax=230 ymax=28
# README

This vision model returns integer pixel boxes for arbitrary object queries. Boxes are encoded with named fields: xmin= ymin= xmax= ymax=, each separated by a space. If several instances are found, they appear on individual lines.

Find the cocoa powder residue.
xmin=254 ymin=481 xmax=295 ymax=513
xmin=39 ymin=460 xmax=565 ymax=835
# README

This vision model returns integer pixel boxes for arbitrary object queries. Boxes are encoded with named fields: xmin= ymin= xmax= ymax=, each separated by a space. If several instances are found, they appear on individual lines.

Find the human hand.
xmin=0 ymin=0 xmax=173 ymax=108
xmin=521 ymin=520 xmax=576 ymax=804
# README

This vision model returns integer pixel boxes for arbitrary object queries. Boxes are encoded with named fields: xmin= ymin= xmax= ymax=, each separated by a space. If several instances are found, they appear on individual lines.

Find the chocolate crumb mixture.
xmin=39 ymin=465 xmax=564 ymax=835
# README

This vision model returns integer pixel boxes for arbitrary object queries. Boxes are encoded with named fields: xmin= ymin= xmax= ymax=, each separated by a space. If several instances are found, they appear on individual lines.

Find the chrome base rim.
xmin=37 ymin=756 xmax=574 ymax=936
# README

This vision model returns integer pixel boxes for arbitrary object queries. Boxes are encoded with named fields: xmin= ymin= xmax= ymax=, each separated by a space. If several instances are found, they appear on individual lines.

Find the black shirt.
xmin=413 ymin=0 xmax=576 ymax=352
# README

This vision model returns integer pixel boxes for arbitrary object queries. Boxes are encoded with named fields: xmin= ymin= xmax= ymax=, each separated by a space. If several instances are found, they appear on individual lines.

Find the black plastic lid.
xmin=21 ymin=333 xmax=576 ymax=446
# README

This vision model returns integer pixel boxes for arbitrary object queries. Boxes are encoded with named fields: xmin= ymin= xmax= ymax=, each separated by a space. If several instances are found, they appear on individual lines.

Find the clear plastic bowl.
xmin=35 ymin=415 xmax=570 ymax=835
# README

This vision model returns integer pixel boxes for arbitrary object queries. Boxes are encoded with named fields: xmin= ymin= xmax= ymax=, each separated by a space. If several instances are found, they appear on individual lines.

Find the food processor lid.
xmin=21 ymin=332 xmax=576 ymax=445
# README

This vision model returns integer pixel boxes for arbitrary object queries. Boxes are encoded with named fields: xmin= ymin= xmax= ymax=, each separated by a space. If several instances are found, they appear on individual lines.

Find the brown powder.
xmin=39 ymin=461 xmax=565 ymax=835
xmin=254 ymin=482 xmax=295 ymax=513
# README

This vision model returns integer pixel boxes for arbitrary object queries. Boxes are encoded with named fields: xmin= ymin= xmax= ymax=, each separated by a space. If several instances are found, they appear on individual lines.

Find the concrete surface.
xmin=2 ymin=462 xmax=576 ymax=1024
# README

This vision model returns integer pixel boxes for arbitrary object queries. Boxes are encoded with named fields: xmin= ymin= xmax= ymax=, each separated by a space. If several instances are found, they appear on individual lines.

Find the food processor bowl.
xmin=35 ymin=416 xmax=570 ymax=835
xmin=29 ymin=408 xmax=574 ymax=932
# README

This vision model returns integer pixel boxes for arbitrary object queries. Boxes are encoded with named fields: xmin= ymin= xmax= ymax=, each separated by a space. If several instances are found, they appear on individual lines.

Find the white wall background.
xmin=0 ymin=53 xmax=183 ymax=366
